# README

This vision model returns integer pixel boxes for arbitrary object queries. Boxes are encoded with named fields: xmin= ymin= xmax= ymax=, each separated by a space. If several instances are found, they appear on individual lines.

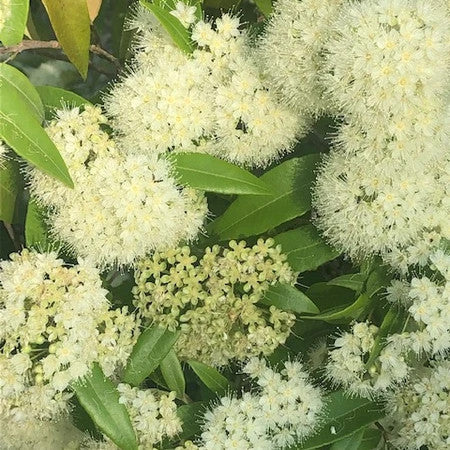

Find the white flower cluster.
xmin=327 ymin=322 xmax=410 ymax=398
xmin=0 ymin=415 xmax=84 ymax=450
xmin=0 ymin=250 xmax=139 ymax=422
xmin=104 ymin=7 xmax=304 ymax=167
xmin=385 ymin=360 xmax=450 ymax=450
xmin=133 ymin=239 xmax=296 ymax=366
xmin=29 ymin=106 xmax=207 ymax=268
xmin=387 ymin=250 xmax=450 ymax=356
xmin=259 ymin=0 xmax=346 ymax=116
xmin=199 ymin=358 xmax=323 ymax=449
xmin=313 ymin=0 xmax=450 ymax=272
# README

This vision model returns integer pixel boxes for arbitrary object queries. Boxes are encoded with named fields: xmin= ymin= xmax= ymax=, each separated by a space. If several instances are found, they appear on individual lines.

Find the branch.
xmin=0 ymin=39 xmax=120 ymax=69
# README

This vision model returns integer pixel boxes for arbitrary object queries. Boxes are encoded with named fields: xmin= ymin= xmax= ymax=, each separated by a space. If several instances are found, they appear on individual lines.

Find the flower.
xmin=170 ymin=1 xmax=197 ymax=28
xmin=323 ymin=0 xmax=450 ymax=134
xmin=29 ymin=106 xmax=207 ymax=268
xmin=313 ymin=148 xmax=449 ymax=272
xmin=0 ymin=250 xmax=139 ymax=422
xmin=385 ymin=360 xmax=450 ymax=450
xmin=327 ymin=322 xmax=410 ymax=397
xmin=259 ymin=0 xmax=346 ymax=116
xmin=133 ymin=239 xmax=297 ymax=366
xmin=199 ymin=358 xmax=323 ymax=449
xmin=104 ymin=8 xmax=305 ymax=168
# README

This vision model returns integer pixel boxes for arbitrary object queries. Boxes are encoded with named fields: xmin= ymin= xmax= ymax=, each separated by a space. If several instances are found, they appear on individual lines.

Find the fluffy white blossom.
xmin=385 ymin=360 xmax=450 ymax=450
xmin=200 ymin=358 xmax=323 ymax=449
xmin=323 ymin=0 xmax=450 ymax=134
xmin=313 ymin=148 xmax=449 ymax=272
xmin=105 ymin=8 xmax=304 ymax=168
xmin=170 ymin=1 xmax=197 ymax=28
xmin=387 ymin=251 xmax=450 ymax=355
xmin=29 ymin=106 xmax=207 ymax=268
xmin=259 ymin=0 xmax=346 ymax=116
xmin=327 ymin=322 xmax=410 ymax=397
xmin=0 ymin=250 xmax=139 ymax=422
xmin=133 ymin=239 xmax=296 ymax=366
xmin=0 ymin=414 xmax=85 ymax=450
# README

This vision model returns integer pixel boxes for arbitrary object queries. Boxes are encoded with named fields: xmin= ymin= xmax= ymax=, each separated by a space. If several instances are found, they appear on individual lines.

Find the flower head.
xmin=133 ymin=239 xmax=297 ymax=366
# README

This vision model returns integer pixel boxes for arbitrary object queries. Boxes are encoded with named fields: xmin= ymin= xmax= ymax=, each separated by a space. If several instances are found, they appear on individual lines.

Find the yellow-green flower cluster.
xmin=133 ymin=239 xmax=297 ymax=366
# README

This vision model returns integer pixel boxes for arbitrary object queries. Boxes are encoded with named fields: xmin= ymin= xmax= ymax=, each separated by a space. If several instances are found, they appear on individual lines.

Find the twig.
xmin=0 ymin=39 xmax=120 ymax=69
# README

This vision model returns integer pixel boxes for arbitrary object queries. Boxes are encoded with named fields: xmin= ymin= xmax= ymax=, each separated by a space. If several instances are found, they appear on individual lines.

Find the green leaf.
xmin=261 ymin=283 xmax=319 ymax=315
xmin=330 ymin=428 xmax=383 ymax=450
xmin=306 ymin=283 xmax=355 ymax=313
xmin=293 ymin=391 xmax=385 ymax=449
xmin=72 ymin=364 xmax=138 ymax=450
xmin=0 ymin=0 xmax=29 ymax=45
xmin=0 ymin=79 xmax=73 ymax=187
xmin=35 ymin=85 xmax=91 ymax=120
xmin=365 ymin=262 xmax=391 ymax=298
xmin=274 ymin=224 xmax=340 ymax=273
xmin=304 ymin=293 xmax=372 ymax=323
xmin=254 ymin=0 xmax=272 ymax=16
xmin=209 ymin=155 xmax=320 ymax=240
xmin=0 ymin=157 xmax=19 ymax=223
xmin=140 ymin=0 xmax=194 ymax=53
xmin=160 ymin=349 xmax=186 ymax=398
xmin=328 ymin=274 xmax=365 ymax=292
xmin=25 ymin=198 xmax=51 ymax=248
xmin=365 ymin=305 xmax=407 ymax=369
xmin=41 ymin=0 xmax=91 ymax=78
xmin=188 ymin=360 xmax=230 ymax=395
xmin=169 ymin=152 xmax=270 ymax=196
xmin=177 ymin=402 xmax=206 ymax=440
xmin=123 ymin=326 xmax=180 ymax=386
xmin=0 ymin=64 xmax=44 ymax=122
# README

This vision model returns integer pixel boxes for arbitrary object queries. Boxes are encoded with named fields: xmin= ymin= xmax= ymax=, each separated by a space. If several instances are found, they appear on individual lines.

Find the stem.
xmin=0 ymin=39 xmax=120 ymax=70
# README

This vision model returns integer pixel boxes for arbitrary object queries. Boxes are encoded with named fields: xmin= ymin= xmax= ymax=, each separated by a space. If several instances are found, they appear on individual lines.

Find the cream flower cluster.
xmin=259 ymin=0 xmax=345 ymax=116
xmin=387 ymin=250 xmax=450 ymax=356
xmin=133 ymin=239 xmax=296 ymax=366
xmin=313 ymin=0 xmax=450 ymax=272
xmin=0 ymin=250 xmax=139 ymax=422
xmin=327 ymin=322 xmax=410 ymax=398
xmin=29 ymin=106 xmax=207 ymax=268
xmin=104 ymin=7 xmax=304 ymax=168
xmin=0 ymin=415 xmax=84 ymax=450
xmin=199 ymin=358 xmax=323 ymax=449
xmin=385 ymin=360 xmax=450 ymax=450
xmin=313 ymin=148 xmax=449 ymax=272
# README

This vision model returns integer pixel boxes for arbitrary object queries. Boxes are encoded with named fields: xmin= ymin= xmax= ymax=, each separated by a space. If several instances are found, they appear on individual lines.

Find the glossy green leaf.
xmin=261 ymin=283 xmax=319 ymax=315
xmin=0 ymin=157 xmax=19 ymax=223
xmin=72 ymin=364 xmax=138 ymax=450
xmin=169 ymin=152 xmax=270 ymax=196
xmin=365 ymin=262 xmax=392 ymax=298
xmin=160 ymin=349 xmax=186 ymax=398
xmin=303 ymin=293 xmax=371 ymax=323
xmin=254 ymin=0 xmax=272 ymax=16
xmin=177 ymin=402 xmax=206 ymax=441
xmin=41 ymin=0 xmax=91 ymax=78
xmin=210 ymin=155 xmax=320 ymax=240
xmin=0 ymin=0 xmax=29 ymax=45
xmin=328 ymin=274 xmax=365 ymax=292
xmin=365 ymin=305 xmax=407 ymax=369
xmin=25 ymin=198 xmax=51 ymax=248
xmin=293 ymin=391 xmax=385 ymax=449
xmin=123 ymin=326 xmax=180 ymax=386
xmin=36 ymin=85 xmax=91 ymax=120
xmin=141 ymin=0 xmax=194 ymax=53
xmin=0 ymin=64 xmax=44 ymax=122
xmin=306 ymin=283 xmax=355 ymax=313
xmin=0 ymin=79 xmax=73 ymax=187
xmin=274 ymin=224 xmax=340 ymax=273
xmin=188 ymin=360 xmax=230 ymax=395
xmin=330 ymin=428 xmax=383 ymax=450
